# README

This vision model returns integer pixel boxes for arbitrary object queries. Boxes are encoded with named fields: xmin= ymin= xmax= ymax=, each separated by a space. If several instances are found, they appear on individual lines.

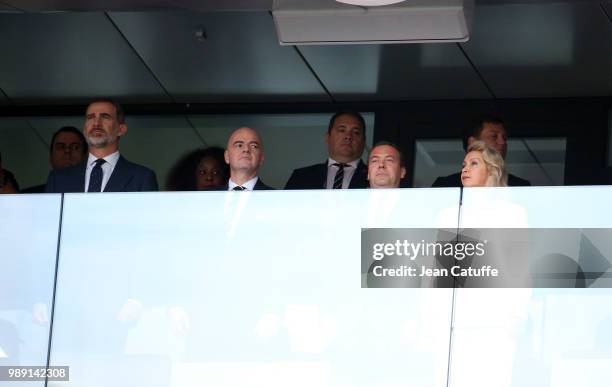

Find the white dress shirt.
xmin=84 ymin=151 xmax=120 ymax=192
xmin=228 ymin=176 xmax=259 ymax=191
xmin=326 ymin=158 xmax=360 ymax=189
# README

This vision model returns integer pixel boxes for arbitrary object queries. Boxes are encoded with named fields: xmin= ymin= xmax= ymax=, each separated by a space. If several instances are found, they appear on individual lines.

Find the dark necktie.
xmin=88 ymin=159 xmax=106 ymax=192
xmin=233 ymin=186 xmax=246 ymax=191
xmin=332 ymin=163 xmax=348 ymax=189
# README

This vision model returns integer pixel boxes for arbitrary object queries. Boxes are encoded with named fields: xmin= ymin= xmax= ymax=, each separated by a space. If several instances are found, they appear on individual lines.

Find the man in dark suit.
xmin=432 ymin=116 xmax=530 ymax=187
xmin=222 ymin=126 xmax=273 ymax=190
xmin=45 ymin=99 xmax=158 ymax=193
xmin=368 ymin=142 xmax=406 ymax=189
xmin=23 ymin=126 xmax=88 ymax=193
xmin=285 ymin=110 xmax=368 ymax=190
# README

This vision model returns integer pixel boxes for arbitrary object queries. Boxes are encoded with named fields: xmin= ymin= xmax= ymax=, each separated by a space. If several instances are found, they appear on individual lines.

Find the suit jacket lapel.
xmin=73 ymin=163 xmax=87 ymax=192
xmin=348 ymin=160 xmax=368 ymax=189
xmin=318 ymin=161 xmax=329 ymax=188
xmin=104 ymin=156 xmax=132 ymax=192
xmin=254 ymin=178 xmax=270 ymax=190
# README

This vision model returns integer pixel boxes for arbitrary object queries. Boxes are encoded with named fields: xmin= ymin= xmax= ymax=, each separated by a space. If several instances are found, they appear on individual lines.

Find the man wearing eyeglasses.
xmin=22 ymin=126 xmax=88 ymax=193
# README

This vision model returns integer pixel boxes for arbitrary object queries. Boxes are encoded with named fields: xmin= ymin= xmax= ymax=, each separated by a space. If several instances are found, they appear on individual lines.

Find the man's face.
xmin=224 ymin=127 xmax=265 ymax=176
xmin=83 ymin=102 xmax=126 ymax=149
xmin=326 ymin=114 xmax=365 ymax=163
xmin=367 ymin=145 xmax=406 ymax=188
xmin=474 ymin=122 xmax=507 ymax=159
xmin=50 ymin=131 xmax=86 ymax=169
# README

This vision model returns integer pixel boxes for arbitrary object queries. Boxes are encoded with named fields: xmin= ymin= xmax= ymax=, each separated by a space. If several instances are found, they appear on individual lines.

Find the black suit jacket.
xmin=431 ymin=172 xmax=531 ymax=188
xmin=285 ymin=160 xmax=368 ymax=189
xmin=45 ymin=156 xmax=158 ymax=193
xmin=21 ymin=184 xmax=46 ymax=193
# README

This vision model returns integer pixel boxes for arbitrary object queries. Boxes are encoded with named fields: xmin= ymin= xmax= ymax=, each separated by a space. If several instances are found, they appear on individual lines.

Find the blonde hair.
xmin=466 ymin=141 xmax=508 ymax=187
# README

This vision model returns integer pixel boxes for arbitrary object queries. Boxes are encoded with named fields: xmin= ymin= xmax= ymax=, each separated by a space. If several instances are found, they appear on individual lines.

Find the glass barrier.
xmin=48 ymin=189 xmax=458 ymax=387
xmin=7 ymin=187 xmax=612 ymax=387
xmin=0 ymin=194 xmax=62 ymax=387
xmin=451 ymin=186 xmax=612 ymax=387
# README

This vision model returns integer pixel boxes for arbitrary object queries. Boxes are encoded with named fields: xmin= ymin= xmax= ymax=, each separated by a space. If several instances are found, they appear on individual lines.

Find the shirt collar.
xmin=328 ymin=158 xmax=360 ymax=168
xmin=228 ymin=176 xmax=259 ymax=191
xmin=88 ymin=151 xmax=120 ymax=168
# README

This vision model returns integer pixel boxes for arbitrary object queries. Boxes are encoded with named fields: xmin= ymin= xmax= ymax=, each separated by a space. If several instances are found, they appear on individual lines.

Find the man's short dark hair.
xmin=89 ymin=99 xmax=125 ymax=124
xmin=50 ymin=126 xmax=87 ymax=155
xmin=370 ymin=141 xmax=404 ymax=166
xmin=327 ymin=110 xmax=366 ymax=135
xmin=462 ymin=115 xmax=505 ymax=151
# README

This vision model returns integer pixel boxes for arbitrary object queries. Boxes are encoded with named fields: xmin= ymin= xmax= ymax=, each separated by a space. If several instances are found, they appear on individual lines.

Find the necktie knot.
xmin=332 ymin=163 xmax=349 ymax=189
xmin=233 ymin=186 xmax=246 ymax=191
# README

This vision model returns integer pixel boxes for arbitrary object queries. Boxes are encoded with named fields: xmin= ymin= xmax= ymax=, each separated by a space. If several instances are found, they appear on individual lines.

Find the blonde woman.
xmin=461 ymin=140 xmax=508 ymax=187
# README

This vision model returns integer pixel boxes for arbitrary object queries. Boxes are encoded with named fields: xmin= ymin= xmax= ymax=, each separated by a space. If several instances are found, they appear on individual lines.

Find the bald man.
xmin=367 ymin=142 xmax=406 ymax=188
xmin=223 ymin=127 xmax=274 ymax=190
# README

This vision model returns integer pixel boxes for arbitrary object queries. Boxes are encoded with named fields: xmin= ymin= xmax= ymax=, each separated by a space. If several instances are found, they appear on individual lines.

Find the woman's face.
xmin=196 ymin=156 xmax=225 ymax=189
xmin=461 ymin=151 xmax=490 ymax=187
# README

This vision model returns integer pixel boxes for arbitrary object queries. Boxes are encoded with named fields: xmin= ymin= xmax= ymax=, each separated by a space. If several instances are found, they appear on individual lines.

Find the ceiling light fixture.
xmin=335 ymin=0 xmax=407 ymax=6
xmin=273 ymin=0 xmax=474 ymax=45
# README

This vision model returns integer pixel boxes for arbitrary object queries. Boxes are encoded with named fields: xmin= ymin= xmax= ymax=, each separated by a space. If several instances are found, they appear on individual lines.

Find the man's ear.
xmin=467 ymin=136 xmax=477 ymax=146
xmin=400 ymin=167 xmax=406 ymax=179
xmin=325 ymin=131 xmax=330 ymax=146
xmin=224 ymin=149 xmax=230 ymax=165
xmin=118 ymin=123 xmax=128 ymax=137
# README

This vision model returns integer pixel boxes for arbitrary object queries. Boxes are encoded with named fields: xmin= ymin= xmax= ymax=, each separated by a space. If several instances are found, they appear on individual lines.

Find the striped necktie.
xmin=332 ymin=163 xmax=348 ymax=189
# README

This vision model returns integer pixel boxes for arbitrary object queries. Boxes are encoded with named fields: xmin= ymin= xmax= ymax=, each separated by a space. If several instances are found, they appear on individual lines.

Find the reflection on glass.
xmin=0 ymin=195 xmax=61 ymax=387
xmin=10 ymin=186 xmax=611 ymax=387
xmin=451 ymin=186 xmax=612 ymax=387
xmin=49 ymin=190 xmax=456 ymax=387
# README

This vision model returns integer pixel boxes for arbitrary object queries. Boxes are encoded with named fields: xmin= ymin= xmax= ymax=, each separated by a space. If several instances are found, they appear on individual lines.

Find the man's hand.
xmin=167 ymin=306 xmax=190 ymax=337
xmin=32 ymin=302 xmax=49 ymax=324
xmin=117 ymin=298 xmax=143 ymax=323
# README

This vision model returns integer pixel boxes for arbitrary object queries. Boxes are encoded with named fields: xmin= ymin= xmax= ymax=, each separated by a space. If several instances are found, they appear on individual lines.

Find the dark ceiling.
xmin=0 ymin=0 xmax=610 ymax=106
